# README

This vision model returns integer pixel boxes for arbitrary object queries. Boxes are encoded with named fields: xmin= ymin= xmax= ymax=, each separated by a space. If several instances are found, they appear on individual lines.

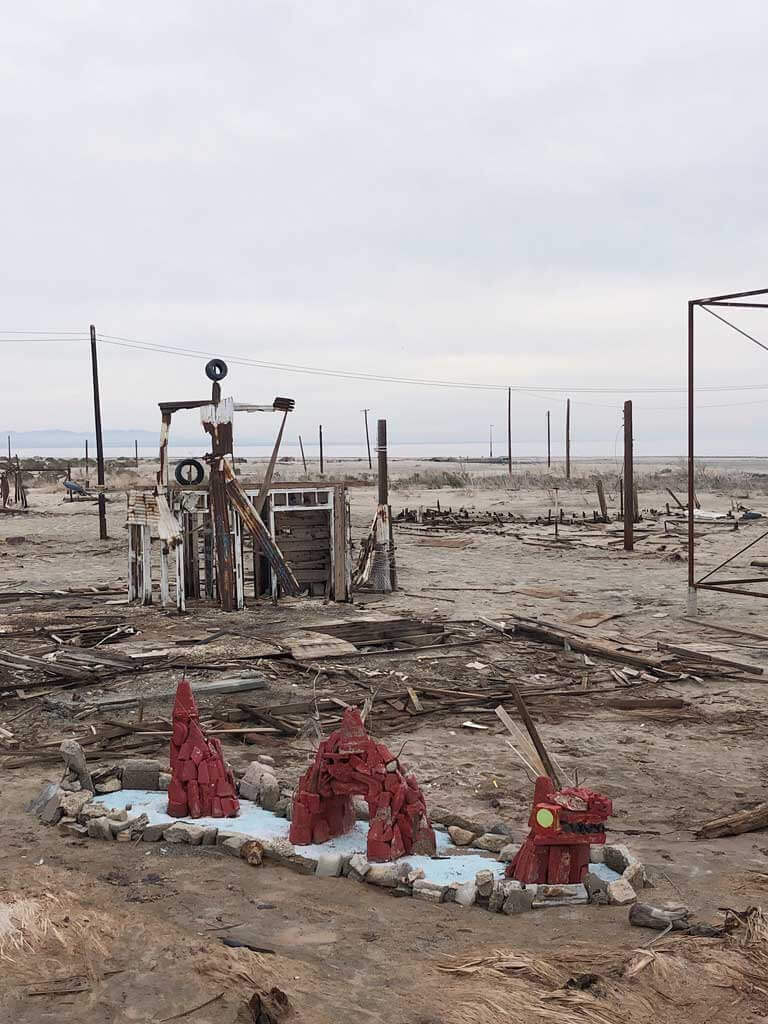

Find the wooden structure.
xmin=126 ymin=358 xmax=351 ymax=611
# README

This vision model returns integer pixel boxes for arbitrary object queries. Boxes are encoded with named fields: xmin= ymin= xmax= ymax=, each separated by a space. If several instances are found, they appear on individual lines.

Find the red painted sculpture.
xmin=167 ymin=677 xmax=239 ymax=818
xmin=507 ymin=775 xmax=612 ymax=885
xmin=289 ymin=708 xmax=436 ymax=861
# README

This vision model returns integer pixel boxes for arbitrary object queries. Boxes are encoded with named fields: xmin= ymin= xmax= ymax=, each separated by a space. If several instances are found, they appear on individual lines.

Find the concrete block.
xmin=315 ymin=853 xmax=343 ymax=877
xmin=111 ymin=813 xmax=149 ymax=836
xmin=87 ymin=817 xmax=114 ymax=840
xmin=453 ymin=880 xmax=477 ymax=907
xmin=532 ymin=884 xmax=588 ymax=908
xmin=121 ymin=759 xmax=162 ymax=791
xmin=60 ymin=739 xmax=94 ymax=793
xmin=201 ymin=827 xmax=218 ymax=846
xmin=607 ymin=878 xmax=637 ymax=906
xmin=142 ymin=823 xmax=167 ymax=842
xmin=222 ymin=836 xmax=248 ymax=856
xmin=163 ymin=822 xmax=204 ymax=845
xmin=412 ymin=879 xmax=446 ymax=903
xmin=473 ymin=834 xmax=507 ymax=853
xmin=475 ymin=869 xmax=495 ymax=898
xmin=489 ymin=880 xmax=521 ymax=913
xmin=367 ymin=863 xmax=406 ymax=887
xmin=497 ymin=843 xmax=521 ymax=863
xmin=448 ymin=826 xmax=475 ymax=847
xmin=27 ymin=781 xmax=60 ymax=817
xmin=502 ymin=888 xmax=534 ymax=914
xmin=589 ymin=845 xmax=606 ymax=864
xmin=349 ymin=853 xmax=371 ymax=878
xmin=39 ymin=788 xmax=65 ymax=825
xmin=259 ymin=835 xmax=317 ymax=874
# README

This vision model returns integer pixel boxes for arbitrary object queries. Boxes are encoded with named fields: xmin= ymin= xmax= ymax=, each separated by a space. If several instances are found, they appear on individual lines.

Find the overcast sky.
xmin=3 ymin=1 xmax=768 ymax=457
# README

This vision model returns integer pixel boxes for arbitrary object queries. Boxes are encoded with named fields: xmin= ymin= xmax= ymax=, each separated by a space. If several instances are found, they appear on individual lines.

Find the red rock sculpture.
xmin=289 ymin=708 xmax=435 ymax=861
xmin=507 ymin=775 xmax=612 ymax=884
xmin=167 ymin=677 xmax=239 ymax=819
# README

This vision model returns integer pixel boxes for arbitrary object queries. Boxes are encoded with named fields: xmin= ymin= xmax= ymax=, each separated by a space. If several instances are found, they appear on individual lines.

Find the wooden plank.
xmin=293 ymin=569 xmax=331 ymax=583
xmin=407 ymin=687 xmax=423 ymax=712
xmin=333 ymin=484 xmax=347 ymax=601
xmin=657 ymin=642 xmax=764 ymax=675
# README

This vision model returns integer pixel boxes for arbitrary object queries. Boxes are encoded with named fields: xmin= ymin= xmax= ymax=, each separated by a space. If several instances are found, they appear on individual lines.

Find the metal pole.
xmin=623 ymin=400 xmax=633 ymax=551
xmin=298 ymin=435 xmax=307 ymax=474
xmin=546 ymin=410 xmax=551 ymax=468
xmin=319 ymin=425 xmax=324 ymax=475
xmin=507 ymin=388 xmax=512 ymax=475
xmin=84 ymin=439 xmax=89 ymax=489
xmin=565 ymin=399 xmax=571 ymax=480
xmin=377 ymin=419 xmax=388 ymax=506
xmin=90 ymin=325 xmax=108 ymax=540
xmin=687 ymin=300 xmax=696 ymax=601
xmin=362 ymin=409 xmax=372 ymax=469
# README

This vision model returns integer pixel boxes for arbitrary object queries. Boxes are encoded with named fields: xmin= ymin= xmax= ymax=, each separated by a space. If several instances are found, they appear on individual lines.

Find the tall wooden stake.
xmin=135 ymin=438 xmax=139 ymax=469
xmin=319 ymin=425 xmax=324 ymax=475
xmin=546 ymin=410 xmax=551 ymax=468
xmin=623 ymin=400 xmax=634 ymax=551
xmin=84 ymin=439 xmax=89 ymax=489
xmin=298 ymin=435 xmax=307 ymax=474
xmin=507 ymin=387 xmax=512 ymax=476
xmin=362 ymin=409 xmax=372 ymax=469
xmin=6 ymin=435 xmax=10 ymax=471
xmin=90 ymin=325 xmax=108 ymax=540
xmin=565 ymin=399 xmax=571 ymax=480
xmin=377 ymin=419 xmax=388 ymax=506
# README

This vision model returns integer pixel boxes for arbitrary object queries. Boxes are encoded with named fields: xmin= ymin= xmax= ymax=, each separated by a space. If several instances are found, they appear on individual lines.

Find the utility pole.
xmin=565 ymin=399 xmax=571 ymax=480
xmin=319 ymin=425 xmax=324 ymax=475
xmin=362 ymin=409 xmax=372 ymax=469
xmin=298 ymin=435 xmax=307 ymax=474
xmin=6 ymin=435 xmax=10 ymax=471
xmin=546 ymin=410 xmax=551 ymax=468
xmin=90 ymin=324 xmax=108 ymax=540
xmin=507 ymin=387 xmax=512 ymax=476
xmin=135 ymin=438 xmax=139 ymax=469
xmin=623 ymin=400 xmax=634 ymax=551
xmin=84 ymin=439 xmax=89 ymax=489
xmin=489 ymin=424 xmax=494 ymax=459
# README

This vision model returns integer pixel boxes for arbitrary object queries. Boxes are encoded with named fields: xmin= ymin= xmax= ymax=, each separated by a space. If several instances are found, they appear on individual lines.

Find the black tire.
xmin=174 ymin=459 xmax=205 ymax=486
xmin=205 ymin=358 xmax=228 ymax=382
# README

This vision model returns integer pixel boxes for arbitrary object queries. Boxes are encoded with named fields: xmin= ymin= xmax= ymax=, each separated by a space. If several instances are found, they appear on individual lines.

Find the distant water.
xmin=10 ymin=441 xmax=691 ymax=461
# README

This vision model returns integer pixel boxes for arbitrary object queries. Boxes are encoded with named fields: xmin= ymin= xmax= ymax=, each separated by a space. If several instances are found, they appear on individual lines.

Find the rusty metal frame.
xmin=689 ymin=287 xmax=768 ymax=598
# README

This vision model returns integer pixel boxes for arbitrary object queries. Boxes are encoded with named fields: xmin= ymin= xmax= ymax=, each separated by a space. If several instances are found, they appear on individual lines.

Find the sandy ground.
xmin=3 ymin=460 xmax=768 ymax=1022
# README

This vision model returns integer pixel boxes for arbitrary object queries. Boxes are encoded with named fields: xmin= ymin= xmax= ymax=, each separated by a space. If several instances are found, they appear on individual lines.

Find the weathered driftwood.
xmin=629 ymin=902 xmax=690 ymax=930
xmin=695 ymin=802 xmax=768 ymax=839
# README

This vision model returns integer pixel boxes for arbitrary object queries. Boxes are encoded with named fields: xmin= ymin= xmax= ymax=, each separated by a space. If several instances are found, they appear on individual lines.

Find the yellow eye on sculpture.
xmin=536 ymin=808 xmax=555 ymax=829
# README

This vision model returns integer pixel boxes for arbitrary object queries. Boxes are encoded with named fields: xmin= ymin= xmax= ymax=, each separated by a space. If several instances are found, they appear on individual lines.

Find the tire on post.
xmin=174 ymin=459 xmax=205 ymax=486
xmin=205 ymin=358 xmax=228 ymax=382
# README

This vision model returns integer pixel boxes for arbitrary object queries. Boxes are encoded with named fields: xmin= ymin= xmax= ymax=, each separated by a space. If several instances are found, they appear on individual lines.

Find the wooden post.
xmin=565 ymin=399 xmax=571 ymax=480
xmin=67 ymin=463 xmax=73 ymax=502
xmin=203 ymin=389 xmax=237 ymax=612
xmin=84 ymin=439 xmax=89 ymax=489
xmin=6 ymin=435 xmax=10 ymax=470
xmin=298 ymin=435 xmax=307 ymax=475
xmin=319 ymin=425 xmax=324 ymax=475
xmin=623 ymin=400 xmax=633 ymax=551
xmin=596 ymin=478 xmax=608 ymax=522
xmin=377 ymin=419 xmax=388 ymax=506
xmin=160 ymin=544 xmax=170 ymax=606
xmin=90 ymin=325 xmax=108 ymax=540
xmin=135 ymin=439 xmax=139 ymax=469
xmin=507 ymin=387 xmax=512 ymax=476
xmin=362 ymin=409 xmax=372 ymax=470
xmin=546 ymin=410 xmax=551 ymax=468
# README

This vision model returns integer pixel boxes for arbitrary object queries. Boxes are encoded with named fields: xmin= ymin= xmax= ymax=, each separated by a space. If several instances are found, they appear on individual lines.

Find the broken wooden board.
xmin=84 ymin=674 xmax=269 ymax=710
xmin=695 ymin=802 xmax=768 ymax=839
xmin=416 ymin=537 xmax=473 ymax=549
xmin=566 ymin=611 xmax=624 ymax=628
xmin=657 ymin=642 xmax=764 ymax=676
xmin=282 ymin=632 xmax=359 ymax=660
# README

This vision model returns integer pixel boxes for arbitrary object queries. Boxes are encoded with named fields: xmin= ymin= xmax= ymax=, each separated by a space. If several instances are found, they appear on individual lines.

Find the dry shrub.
xmin=439 ymin=909 xmax=768 ymax=1024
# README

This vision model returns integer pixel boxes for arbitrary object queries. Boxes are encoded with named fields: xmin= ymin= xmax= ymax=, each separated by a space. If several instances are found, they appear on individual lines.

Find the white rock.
xmin=448 ymin=826 xmax=475 ymax=847
xmin=453 ymin=880 xmax=477 ymax=907
xmin=95 ymin=778 xmax=122 ymax=794
xmin=412 ymin=879 xmax=446 ymax=903
xmin=366 ymin=863 xmax=404 ymax=887
xmin=87 ymin=817 xmax=113 ymax=840
xmin=315 ymin=853 xmax=343 ymax=877
xmin=489 ymin=880 xmax=521 ymax=912
xmin=607 ymin=877 xmax=637 ymax=906
xmin=497 ymin=843 xmax=521 ymax=863
xmin=349 ymin=853 xmax=371 ymax=878
xmin=473 ymin=834 xmax=507 ymax=853
xmin=475 ymin=869 xmax=495 ymax=897
xmin=163 ymin=822 xmax=204 ymax=845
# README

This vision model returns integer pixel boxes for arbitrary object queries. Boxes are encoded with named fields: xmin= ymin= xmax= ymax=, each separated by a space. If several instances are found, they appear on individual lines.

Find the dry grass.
xmin=438 ymin=908 xmax=768 ymax=1024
